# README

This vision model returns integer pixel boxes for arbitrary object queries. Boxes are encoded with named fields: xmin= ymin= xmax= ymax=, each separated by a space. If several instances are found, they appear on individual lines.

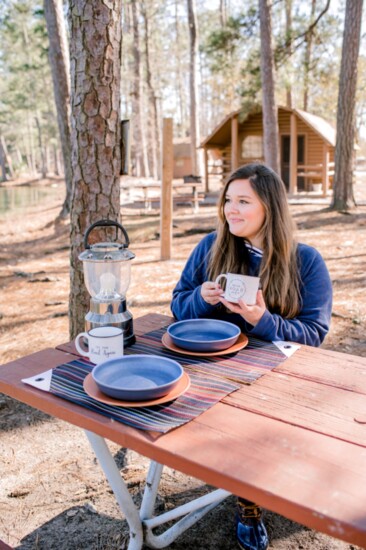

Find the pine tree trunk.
xmin=15 ymin=147 xmax=23 ymax=166
xmin=44 ymin=0 xmax=73 ymax=219
xmin=53 ymin=143 xmax=60 ymax=175
xmin=131 ymin=0 xmax=149 ymax=178
xmin=26 ymin=112 xmax=37 ymax=175
xmin=303 ymin=0 xmax=316 ymax=111
xmin=285 ymin=0 xmax=292 ymax=108
xmin=331 ymin=0 xmax=363 ymax=211
xmin=68 ymin=0 xmax=123 ymax=339
xmin=187 ymin=0 xmax=200 ymax=176
xmin=0 ymin=136 xmax=14 ymax=180
xmin=34 ymin=115 xmax=47 ymax=178
xmin=175 ymin=1 xmax=186 ymax=137
xmin=0 ymin=137 xmax=8 ymax=182
xmin=259 ymin=0 xmax=280 ymax=173
xmin=23 ymin=131 xmax=35 ymax=175
xmin=141 ymin=2 xmax=160 ymax=180
xmin=219 ymin=0 xmax=227 ymax=27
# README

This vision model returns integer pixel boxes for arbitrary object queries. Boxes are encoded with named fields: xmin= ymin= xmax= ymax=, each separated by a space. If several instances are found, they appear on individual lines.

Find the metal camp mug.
xmin=75 ymin=326 xmax=124 ymax=364
xmin=215 ymin=273 xmax=260 ymax=305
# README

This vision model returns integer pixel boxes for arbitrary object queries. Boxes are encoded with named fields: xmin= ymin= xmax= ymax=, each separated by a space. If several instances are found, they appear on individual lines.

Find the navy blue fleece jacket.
xmin=171 ymin=232 xmax=332 ymax=346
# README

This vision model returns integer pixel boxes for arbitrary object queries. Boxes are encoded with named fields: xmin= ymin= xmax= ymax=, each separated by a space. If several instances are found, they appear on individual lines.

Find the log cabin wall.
xmin=238 ymin=110 xmax=335 ymax=190
xmin=278 ymin=109 xmax=335 ymax=190
xmin=201 ymin=107 xmax=335 ymax=192
xmin=238 ymin=112 xmax=264 ymax=167
xmin=221 ymin=145 xmax=232 ymax=181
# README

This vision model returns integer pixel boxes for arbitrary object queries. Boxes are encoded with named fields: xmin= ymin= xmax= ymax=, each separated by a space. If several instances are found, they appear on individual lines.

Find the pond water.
xmin=0 ymin=184 xmax=64 ymax=217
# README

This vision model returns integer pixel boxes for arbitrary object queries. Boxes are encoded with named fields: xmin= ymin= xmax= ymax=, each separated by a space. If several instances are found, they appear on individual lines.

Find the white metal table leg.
xmin=84 ymin=430 xmax=144 ymax=550
xmin=85 ymin=432 xmax=231 ymax=549
xmin=140 ymin=461 xmax=164 ymax=520
xmin=143 ymin=486 xmax=231 ymax=548
xmin=140 ymin=460 xmax=231 ymax=549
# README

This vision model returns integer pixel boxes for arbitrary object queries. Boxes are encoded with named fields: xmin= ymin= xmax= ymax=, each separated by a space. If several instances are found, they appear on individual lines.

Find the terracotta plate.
xmin=83 ymin=371 xmax=190 ymax=408
xmin=162 ymin=332 xmax=248 ymax=357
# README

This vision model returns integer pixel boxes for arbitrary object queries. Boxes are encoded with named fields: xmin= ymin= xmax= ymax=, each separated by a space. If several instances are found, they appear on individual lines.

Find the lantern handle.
xmin=84 ymin=219 xmax=130 ymax=249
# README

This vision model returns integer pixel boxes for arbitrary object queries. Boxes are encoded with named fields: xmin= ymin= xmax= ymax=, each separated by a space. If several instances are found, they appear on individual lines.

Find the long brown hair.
xmin=208 ymin=163 xmax=301 ymax=317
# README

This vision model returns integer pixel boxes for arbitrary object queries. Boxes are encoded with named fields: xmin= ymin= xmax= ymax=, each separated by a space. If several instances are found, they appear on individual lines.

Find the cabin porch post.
xmin=322 ymin=145 xmax=330 ymax=197
xmin=289 ymin=113 xmax=297 ymax=194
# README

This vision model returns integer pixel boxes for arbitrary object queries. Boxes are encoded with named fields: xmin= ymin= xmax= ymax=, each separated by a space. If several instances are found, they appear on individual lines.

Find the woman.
xmin=170 ymin=163 xmax=332 ymax=550
xmin=171 ymin=162 xmax=332 ymax=346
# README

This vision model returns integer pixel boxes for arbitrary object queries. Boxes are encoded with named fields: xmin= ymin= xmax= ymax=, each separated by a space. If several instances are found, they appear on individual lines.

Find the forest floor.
xmin=0 ymin=176 xmax=366 ymax=550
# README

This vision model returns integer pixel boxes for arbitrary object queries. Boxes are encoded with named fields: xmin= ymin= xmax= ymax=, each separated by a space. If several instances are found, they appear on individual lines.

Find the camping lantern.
xmin=79 ymin=219 xmax=136 ymax=347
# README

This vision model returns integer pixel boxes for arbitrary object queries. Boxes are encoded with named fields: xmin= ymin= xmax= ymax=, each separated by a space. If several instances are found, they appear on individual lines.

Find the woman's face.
xmin=223 ymin=178 xmax=266 ymax=248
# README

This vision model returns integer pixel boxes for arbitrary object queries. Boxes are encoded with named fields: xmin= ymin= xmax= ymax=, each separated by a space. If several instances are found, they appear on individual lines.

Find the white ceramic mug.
xmin=75 ymin=326 xmax=124 ymax=364
xmin=215 ymin=273 xmax=260 ymax=305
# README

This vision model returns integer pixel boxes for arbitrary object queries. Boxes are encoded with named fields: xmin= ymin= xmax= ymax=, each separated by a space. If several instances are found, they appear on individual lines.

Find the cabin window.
xmin=241 ymin=135 xmax=263 ymax=158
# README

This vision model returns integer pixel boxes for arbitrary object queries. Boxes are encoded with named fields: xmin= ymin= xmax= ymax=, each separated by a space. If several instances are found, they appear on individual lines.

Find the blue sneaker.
xmin=236 ymin=498 xmax=269 ymax=550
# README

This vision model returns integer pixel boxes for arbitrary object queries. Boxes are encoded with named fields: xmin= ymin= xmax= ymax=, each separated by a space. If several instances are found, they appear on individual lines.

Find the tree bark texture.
xmin=175 ymin=1 xmax=186 ymax=137
xmin=0 ymin=136 xmax=13 ymax=180
xmin=331 ymin=0 xmax=363 ymax=211
xmin=219 ymin=0 xmax=227 ymax=27
xmin=0 ymin=137 xmax=8 ymax=182
xmin=26 ymin=112 xmax=37 ymax=175
xmin=141 ymin=2 xmax=160 ymax=180
xmin=35 ymin=114 xmax=47 ymax=177
xmin=285 ymin=0 xmax=293 ymax=108
xmin=44 ymin=0 xmax=73 ymax=219
xmin=259 ymin=0 xmax=280 ymax=174
xmin=187 ymin=0 xmax=200 ymax=176
xmin=69 ymin=0 xmax=122 ymax=338
xmin=303 ymin=0 xmax=316 ymax=111
xmin=131 ymin=0 xmax=149 ymax=177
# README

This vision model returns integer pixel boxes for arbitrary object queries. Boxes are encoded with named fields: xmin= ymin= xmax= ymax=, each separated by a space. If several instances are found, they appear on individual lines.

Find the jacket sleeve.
xmin=248 ymin=245 xmax=333 ymax=346
xmin=171 ymin=234 xmax=219 ymax=320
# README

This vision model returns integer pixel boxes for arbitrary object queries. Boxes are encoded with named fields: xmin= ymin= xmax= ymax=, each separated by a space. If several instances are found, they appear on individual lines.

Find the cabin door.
xmin=281 ymin=135 xmax=305 ymax=191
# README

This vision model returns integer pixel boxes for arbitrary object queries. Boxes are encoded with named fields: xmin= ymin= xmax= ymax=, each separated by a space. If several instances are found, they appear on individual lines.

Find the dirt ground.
xmin=0 ymin=177 xmax=365 ymax=550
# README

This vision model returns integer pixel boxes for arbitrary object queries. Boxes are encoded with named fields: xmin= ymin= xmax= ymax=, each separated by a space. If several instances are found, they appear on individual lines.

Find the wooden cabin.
xmin=200 ymin=106 xmax=336 ymax=195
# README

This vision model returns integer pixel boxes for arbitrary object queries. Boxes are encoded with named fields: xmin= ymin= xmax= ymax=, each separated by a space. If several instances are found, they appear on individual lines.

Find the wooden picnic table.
xmin=121 ymin=181 xmax=205 ymax=213
xmin=0 ymin=313 xmax=366 ymax=549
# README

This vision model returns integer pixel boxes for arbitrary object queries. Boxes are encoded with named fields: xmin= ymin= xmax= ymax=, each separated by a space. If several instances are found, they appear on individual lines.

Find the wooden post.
xmin=160 ymin=118 xmax=173 ymax=260
xmin=289 ymin=113 xmax=297 ymax=194
xmin=322 ymin=144 xmax=329 ymax=197
xmin=203 ymin=147 xmax=209 ymax=193
xmin=231 ymin=115 xmax=238 ymax=171
xmin=120 ymin=119 xmax=130 ymax=175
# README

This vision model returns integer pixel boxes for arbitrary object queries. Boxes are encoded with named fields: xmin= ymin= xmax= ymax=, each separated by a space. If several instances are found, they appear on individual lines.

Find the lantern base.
xmin=85 ymin=297 xmax=135 ymax=347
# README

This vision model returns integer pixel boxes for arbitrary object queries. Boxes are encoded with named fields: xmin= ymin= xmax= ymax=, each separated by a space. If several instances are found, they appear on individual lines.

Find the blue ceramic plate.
xmin=91 ymin=355 xmax=184 ymax=401
xmin=167 ymin=319 xmax=241 ymax=352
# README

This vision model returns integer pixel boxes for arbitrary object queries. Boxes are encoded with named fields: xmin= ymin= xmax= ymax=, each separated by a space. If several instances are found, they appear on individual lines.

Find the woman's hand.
xmin=200 ymin=281 xmax=223 ymax=305
xmin=219 ymin=290 xmax=266 ymax=326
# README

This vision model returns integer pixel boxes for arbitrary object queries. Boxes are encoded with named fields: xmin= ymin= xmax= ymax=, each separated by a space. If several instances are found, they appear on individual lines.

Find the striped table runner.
xmin=129 ymin=326 xmax=289 ymax=385
xmin=50 ymin=358 xmax=239 ymax=433
xmin=49 ymin=327 xmax=289 ymax=433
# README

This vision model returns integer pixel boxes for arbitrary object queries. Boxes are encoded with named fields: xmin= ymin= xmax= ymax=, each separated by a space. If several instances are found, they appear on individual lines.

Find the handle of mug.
xmin=75 ymin=333 xmax=89 ymax=357
xmin=215 ymin=274 xmax=227 ymax=285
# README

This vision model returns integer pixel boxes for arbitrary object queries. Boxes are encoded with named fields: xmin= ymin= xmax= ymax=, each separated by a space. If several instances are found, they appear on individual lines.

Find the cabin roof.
xmin=200 ymin=106 xmax=336 ymax=148
xmin=200 ymin=109 xmax=241 ymax=148
xmin=294 ymin=108 xmax=336 ymax=147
